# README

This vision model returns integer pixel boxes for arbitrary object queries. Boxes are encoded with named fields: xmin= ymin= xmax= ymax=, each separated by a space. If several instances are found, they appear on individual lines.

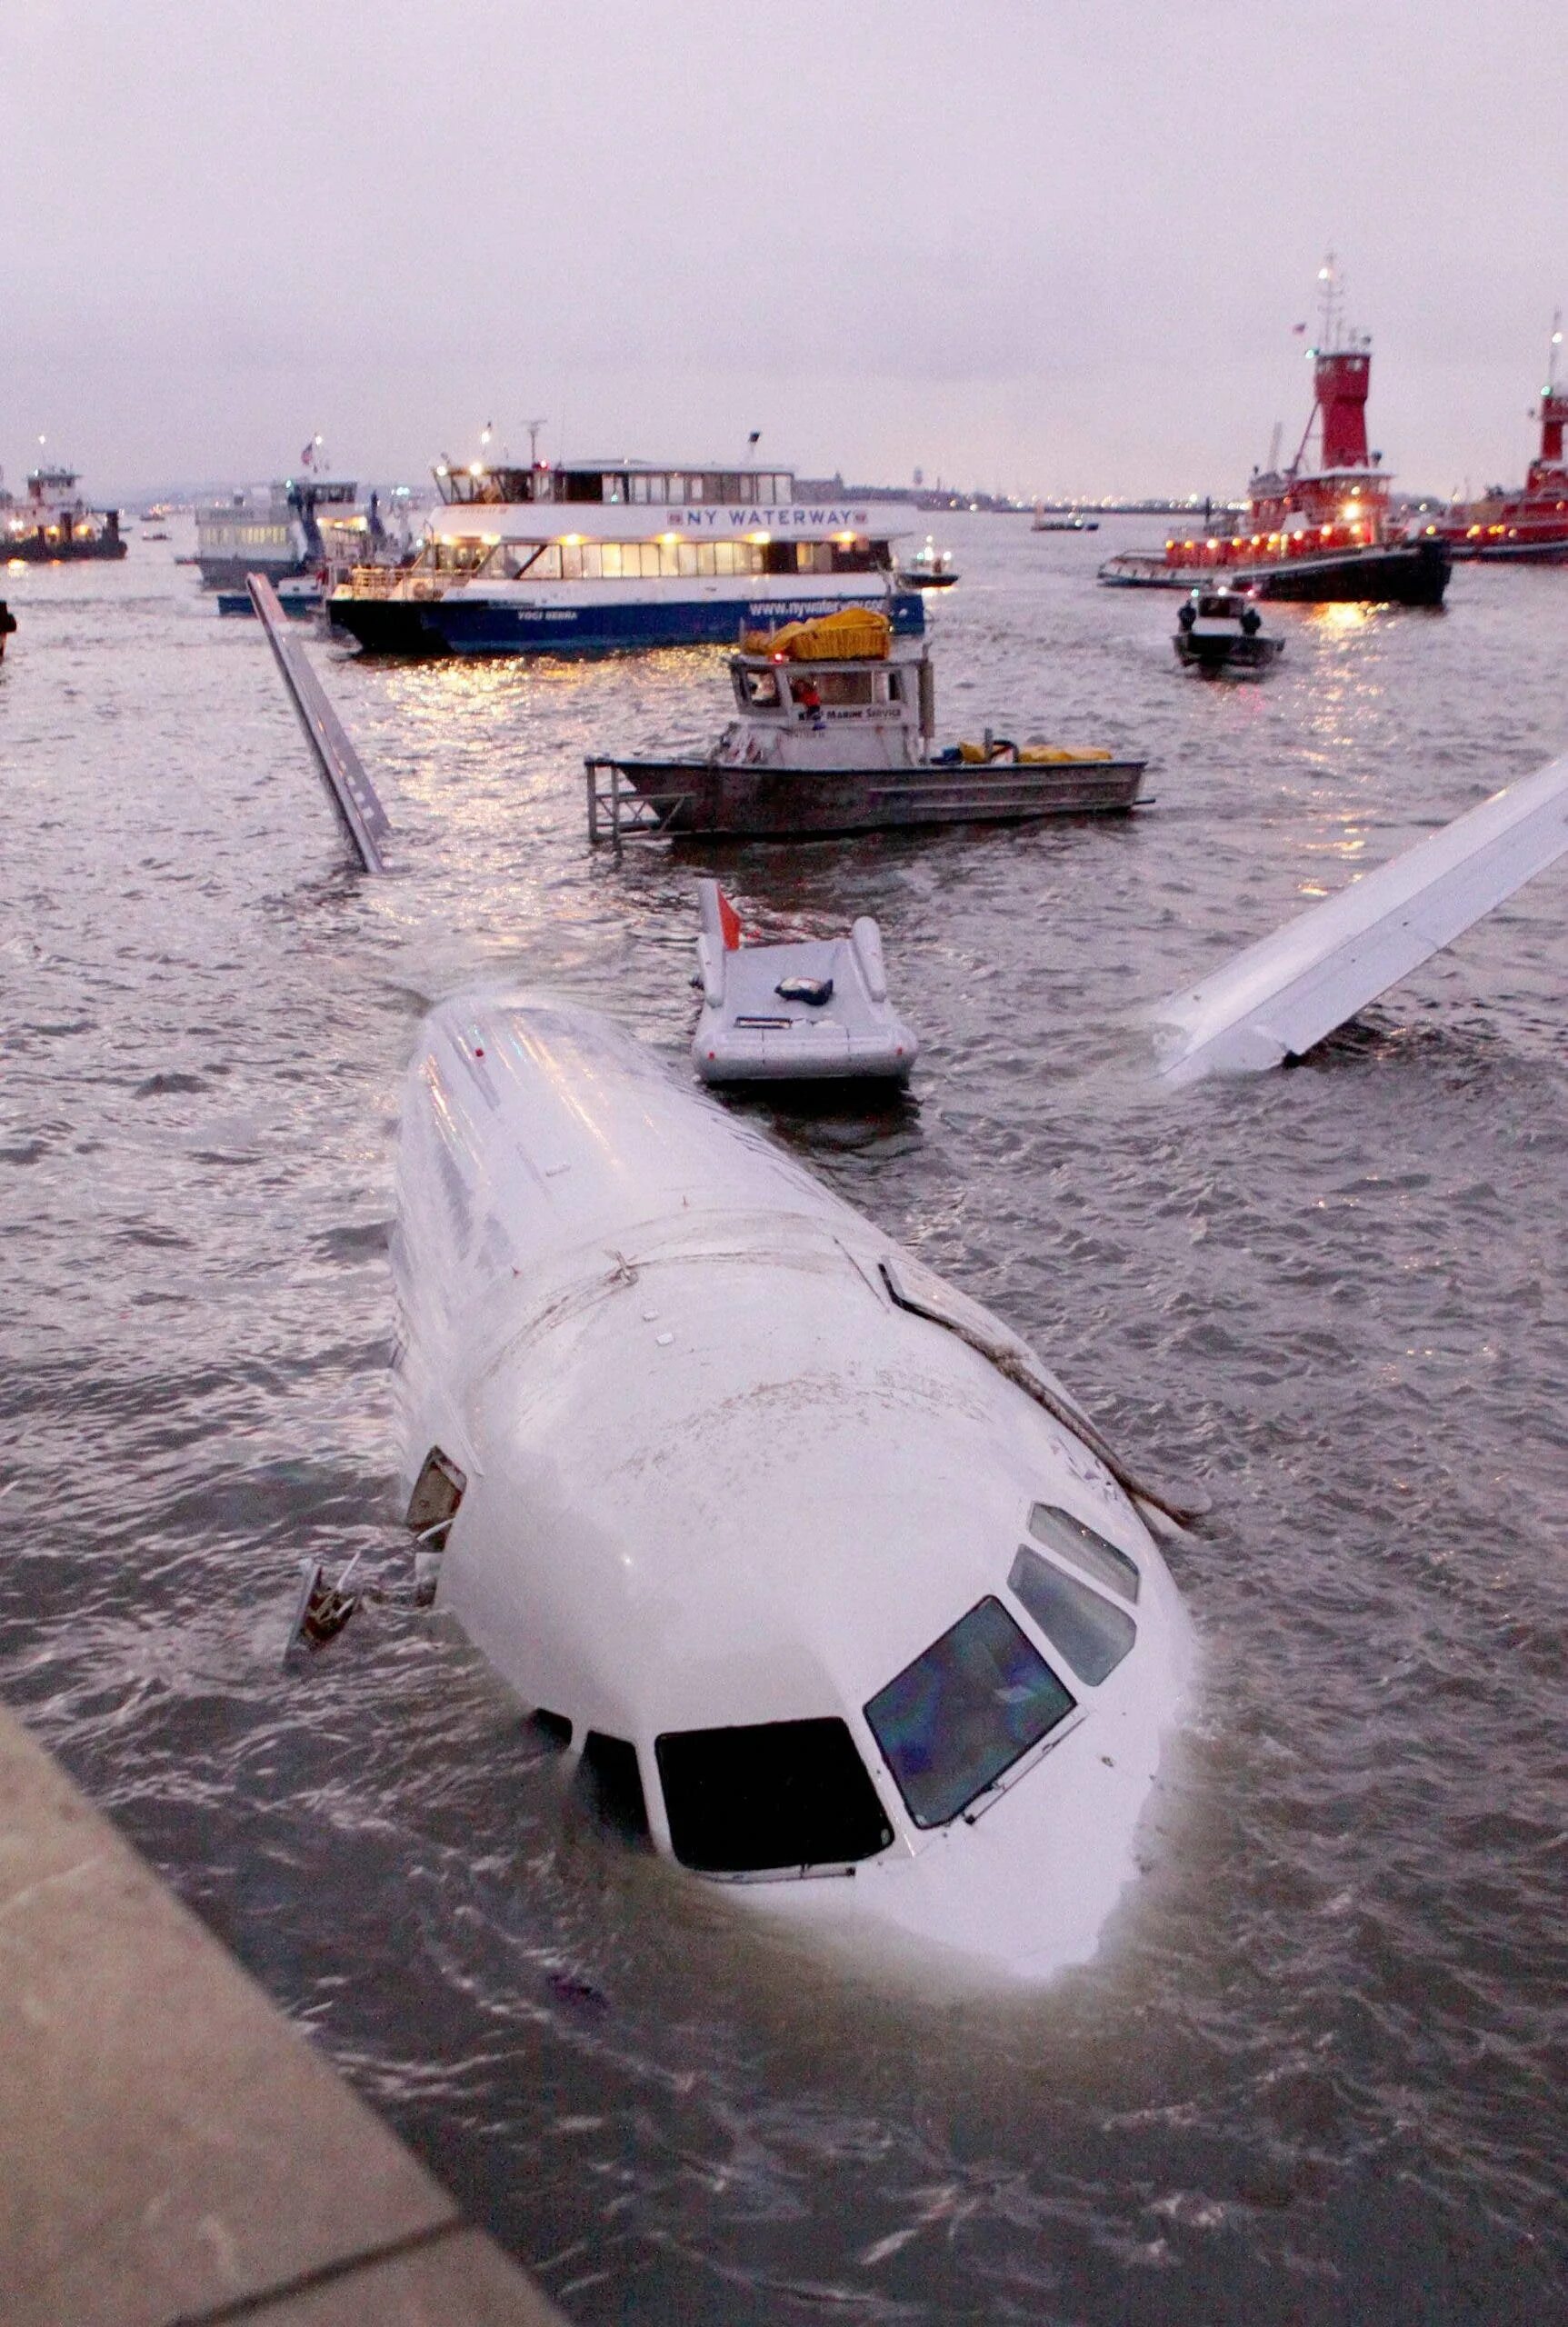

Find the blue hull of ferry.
xmin=327 ymin=591 xmax=926 ymax=657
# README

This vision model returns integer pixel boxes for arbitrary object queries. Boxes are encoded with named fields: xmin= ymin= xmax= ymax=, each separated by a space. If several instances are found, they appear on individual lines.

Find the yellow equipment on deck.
xmin=739 ymin=608 xmax=892 ymax=661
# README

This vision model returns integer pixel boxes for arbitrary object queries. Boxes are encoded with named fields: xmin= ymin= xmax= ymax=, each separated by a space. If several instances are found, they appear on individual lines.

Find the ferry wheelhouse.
xmin=1436 ymin=320 xmax=1568 ymax=563
xmin=2 ymin=466 xmax=125 ymax=563
xmin=327 ymin=457 xmax=924 ymax=654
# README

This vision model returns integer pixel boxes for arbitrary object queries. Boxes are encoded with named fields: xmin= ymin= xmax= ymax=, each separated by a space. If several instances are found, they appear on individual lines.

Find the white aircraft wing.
xmin=1153 ymin=749 xmax=1568 ymax=1084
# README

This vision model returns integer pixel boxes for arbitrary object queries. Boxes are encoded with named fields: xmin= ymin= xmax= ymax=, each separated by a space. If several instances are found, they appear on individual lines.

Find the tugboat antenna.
xmin=1547 ymin=310 xmax=1563 ymax=395
xmin=526 ymin=417 xmax=547 ymax=465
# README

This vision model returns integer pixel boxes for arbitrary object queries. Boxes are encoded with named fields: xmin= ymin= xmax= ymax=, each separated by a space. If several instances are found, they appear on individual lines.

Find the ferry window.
xmin=739 ymin=667 xmax=783 ymax=708
xmin=560 ymin=471 xmax=604 ymax=503
xmin=763 ymin=542 xmax=799 ymax=574
xmin=561 ymin=542 xmax=584 ymax=580
xmin=582 ymin=544 xmax=604 ymax=578
xmin=600 ymin=544 xmax=624 ymax=577
xmin=1027 ymin=1504 xmax=1141 ymax=1604
xmin=602 ymin=474 xmax=626 ymax=504
xmin=629 ymin=475 xmax=649 ymax=504
xmin=796 ymin=542 xmax=834 ymax=574
xmin=645 ymin=474 xmax=666 ymax=502
xmin=508 ymin=544 xmax=562 ymax=580
xmin=865 ymin=1596 xmax=1076 ymax=1830
xmin=880 ymin=669 xmax=903 ymax=703
xmin=831 ymin=540 xmax=878 ymax=574
xmin=817 ymin=670 xmax=874 ymax=706
xmin=1008 ymin=1546 xmax=1136 ymax=1687
xmin=676 ymin=541 xmax=700 ymax=576
xmin=655 ymin=1717 xmax=894 ymax=1874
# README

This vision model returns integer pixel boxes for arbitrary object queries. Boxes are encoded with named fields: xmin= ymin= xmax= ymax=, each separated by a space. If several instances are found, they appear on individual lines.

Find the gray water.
xmin=2 ymin=518 xmax=1564 ymax=2322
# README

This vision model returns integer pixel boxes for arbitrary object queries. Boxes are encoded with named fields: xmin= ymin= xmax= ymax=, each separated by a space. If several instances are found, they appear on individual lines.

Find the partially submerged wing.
xmin=1153 ymin=750 xmax=1568 ymax=1084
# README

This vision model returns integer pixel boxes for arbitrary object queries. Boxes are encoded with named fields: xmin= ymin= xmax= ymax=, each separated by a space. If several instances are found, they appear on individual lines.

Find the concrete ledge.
xmin=0 ymin=1704 xmax=564 ymax=2327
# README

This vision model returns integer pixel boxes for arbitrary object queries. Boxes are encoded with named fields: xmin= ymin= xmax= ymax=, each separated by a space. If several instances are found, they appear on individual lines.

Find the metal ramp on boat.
xmin=1153 ymin=748 xmax=1568 ymax=1082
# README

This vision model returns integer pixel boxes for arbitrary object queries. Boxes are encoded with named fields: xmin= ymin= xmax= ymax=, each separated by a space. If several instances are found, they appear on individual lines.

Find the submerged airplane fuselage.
xmin=394 ymin=999 xmax=1193 ymax=1982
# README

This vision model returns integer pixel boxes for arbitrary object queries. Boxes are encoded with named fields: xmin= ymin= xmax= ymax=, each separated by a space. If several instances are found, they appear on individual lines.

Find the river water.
xmin=2 ymin=517 xmax=1564 ymax=2322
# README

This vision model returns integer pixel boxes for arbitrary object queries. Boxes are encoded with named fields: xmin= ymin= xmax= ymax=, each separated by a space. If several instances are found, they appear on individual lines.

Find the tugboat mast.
xmin=1296 ymin=255 xmax=1373 ymax=474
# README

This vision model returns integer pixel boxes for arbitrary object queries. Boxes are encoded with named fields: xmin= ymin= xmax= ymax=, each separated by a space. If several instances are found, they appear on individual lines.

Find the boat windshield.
xmin=864 ymin=1596 xmax=1076 ymax=1829
xmin=655 ymin=1716 xmax=894 ymax=1874
xmin=737 ymin=666 xmax=784 ymax=709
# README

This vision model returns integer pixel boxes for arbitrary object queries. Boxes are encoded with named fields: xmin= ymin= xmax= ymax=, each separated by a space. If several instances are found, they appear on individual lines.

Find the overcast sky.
xmin=5 ymin=1 xmax=1566 ymax=499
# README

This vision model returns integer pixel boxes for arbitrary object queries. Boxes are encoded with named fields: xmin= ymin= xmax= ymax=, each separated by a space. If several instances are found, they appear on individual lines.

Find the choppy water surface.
xmin=2 ymin=519 xmax=1564 ymax=2322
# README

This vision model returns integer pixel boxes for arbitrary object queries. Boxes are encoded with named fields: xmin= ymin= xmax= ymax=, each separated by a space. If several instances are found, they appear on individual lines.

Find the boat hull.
xmin=1103 ymin=539 xmax=1450 ymax=604
xmin=1174 ymin=634 xmax=1283 ymax=674
xmin=328 ymin=588 xmax=926 ymax=657
xmin=2 ymin=534 xmax=126 ymax=563
xmin=589 ymin=755 xmax=1146 ymax=838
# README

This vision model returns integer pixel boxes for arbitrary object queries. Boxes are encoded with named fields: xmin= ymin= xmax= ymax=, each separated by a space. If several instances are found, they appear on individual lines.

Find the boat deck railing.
xmin=585 ymin=758 xmax=697 ymax=849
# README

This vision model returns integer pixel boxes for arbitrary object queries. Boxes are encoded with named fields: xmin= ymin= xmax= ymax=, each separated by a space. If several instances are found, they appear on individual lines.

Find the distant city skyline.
xmin=5 ymin=0 xmax=1566 ymax=503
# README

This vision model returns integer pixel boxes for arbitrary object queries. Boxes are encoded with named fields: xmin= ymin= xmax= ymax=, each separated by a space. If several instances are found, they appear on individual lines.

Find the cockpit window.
xmin=1008 ymin=1547 xmax=1136 ymax=1685
xmin=864 ymin=1596 xmax=1075 ymax=1830
xmin=1027 ymin=1503 xmax=1141 ymax=1603
xmin=655 ymin=1717 xmax=893 ymax=1875
xmin=738 ymin=665 xmax=783 ymax=709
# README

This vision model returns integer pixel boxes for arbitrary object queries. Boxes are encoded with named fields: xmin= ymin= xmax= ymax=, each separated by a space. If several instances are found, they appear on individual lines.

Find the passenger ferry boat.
xmin=195 ymin=467 xmax=363 ymax=592
xmin=1435 ymin=318 xmax=1568 ymax=563
xmin=1 ymin=466 xmax=125 ymax=563
xmin=1100 ymin=261 xmax=1449 ymax=606
xmin=327 ymin=456 xmax=924 ymax=654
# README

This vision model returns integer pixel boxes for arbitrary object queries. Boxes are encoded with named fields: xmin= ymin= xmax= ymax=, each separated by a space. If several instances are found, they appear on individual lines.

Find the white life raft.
xmin=692 ymin=881 xmax=919 ymax=1085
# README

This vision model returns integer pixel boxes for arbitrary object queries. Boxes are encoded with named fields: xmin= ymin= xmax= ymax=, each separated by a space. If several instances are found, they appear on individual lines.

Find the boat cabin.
xmin=714 ymin=614 xmax=934 ymax=772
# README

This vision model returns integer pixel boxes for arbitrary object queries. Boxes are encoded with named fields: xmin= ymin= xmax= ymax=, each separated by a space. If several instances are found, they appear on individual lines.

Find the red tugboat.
xmin=1436 ymin=318 xmax=1568 ymax=563
xmin=1102 ymin=260 xmax=1449 ymax=605
xmin=1 ymin=464 xmax=125 ymax=563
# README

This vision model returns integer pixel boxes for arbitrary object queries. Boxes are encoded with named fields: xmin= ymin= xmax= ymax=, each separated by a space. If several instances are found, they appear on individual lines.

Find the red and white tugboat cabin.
xmin=1436 ymin=316 xmax=1568 ymax=563
xmin=1102 ymin=259 xmax=1449 ymax=605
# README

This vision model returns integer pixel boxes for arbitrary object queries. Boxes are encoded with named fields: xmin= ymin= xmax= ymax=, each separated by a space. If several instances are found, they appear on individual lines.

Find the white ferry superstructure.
xmin=327 ymin=457 xmax=925 ymax=655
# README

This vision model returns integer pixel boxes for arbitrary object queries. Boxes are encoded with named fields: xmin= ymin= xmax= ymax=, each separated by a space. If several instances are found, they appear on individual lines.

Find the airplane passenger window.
xmin=1008 ymin=1547 xmax=1136 ymax=1686
xmin=1027 ymin=1504 xmax=1141 ymax=1603
xmin=865 ymin=1596 xmax=1075 ymax=1830
xmin=655 ymin=1717 xmax=894 ymax=1874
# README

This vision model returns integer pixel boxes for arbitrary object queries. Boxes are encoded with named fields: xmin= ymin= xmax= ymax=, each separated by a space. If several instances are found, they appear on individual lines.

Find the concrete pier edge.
xmin=0 ymin=1701 xmax=566 ymax=2326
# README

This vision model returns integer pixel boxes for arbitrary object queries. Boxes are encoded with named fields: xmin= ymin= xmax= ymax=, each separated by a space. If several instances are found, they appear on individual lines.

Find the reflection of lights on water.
xmin=1312 ymin=602 xmax=1373 ymax=635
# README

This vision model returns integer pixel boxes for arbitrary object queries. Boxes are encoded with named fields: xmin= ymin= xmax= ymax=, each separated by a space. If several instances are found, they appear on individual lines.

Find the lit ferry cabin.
xmin=327 ymin=458 xmax=925 ymax=655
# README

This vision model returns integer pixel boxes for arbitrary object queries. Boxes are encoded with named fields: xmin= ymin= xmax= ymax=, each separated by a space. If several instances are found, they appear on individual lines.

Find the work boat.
xmin=395 ymin=999 xmax=1194 ymax=1984
xmin=1100 ymin=258 xmax=1450 ymax=606
xmin=1174 ymin=586 xmax=1283 ymax=676
xmin=0 ymin=466 xmax=125 ymax=562
xmin=327 ymin=455 xmax=924 ymax=654
xmin=586 ymin=609 xmax=1145 ymax=839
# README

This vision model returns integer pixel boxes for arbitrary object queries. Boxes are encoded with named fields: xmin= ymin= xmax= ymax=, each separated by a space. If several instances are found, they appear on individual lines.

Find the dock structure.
xmin=0 ymin=1702 xmax=565 ymax=2327
xmin=1154 ymin=748 xmax=1568 ymax=1082
xmin=247 ymin=572 xmax=391 ymax=873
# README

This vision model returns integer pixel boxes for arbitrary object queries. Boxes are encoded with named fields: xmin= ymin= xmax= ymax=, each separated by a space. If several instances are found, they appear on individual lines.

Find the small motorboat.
xmin=586 ymin=609 xmax=1145 ymax=841
xmin=1033 ymin=508 xmax=1099 ymax=533
xmin=692 ymin=879 xmax=918 ymax=1086
xmin=393 ymin=997 xmax=1196 ymax=1984
xmin=897 ymin=535 xmax=960 ymax=590
xmin=1174 ymin=586 xmax=1283 ymax=677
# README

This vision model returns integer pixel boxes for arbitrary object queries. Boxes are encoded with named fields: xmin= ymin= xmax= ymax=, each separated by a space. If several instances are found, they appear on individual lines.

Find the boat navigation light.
xmin=469 ymin=461 xmax=484 ymax=477
xmin=562 ymin=534 xmax=583 ymax=546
